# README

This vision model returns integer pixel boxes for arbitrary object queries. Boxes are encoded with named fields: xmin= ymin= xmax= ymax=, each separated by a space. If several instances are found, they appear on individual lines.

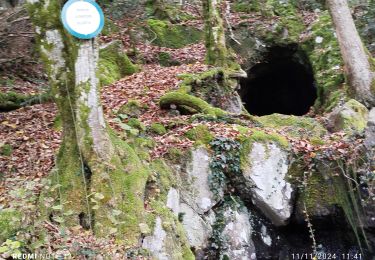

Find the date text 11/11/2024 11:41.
xmin=291 ymin=253 xmax=362 ymax=260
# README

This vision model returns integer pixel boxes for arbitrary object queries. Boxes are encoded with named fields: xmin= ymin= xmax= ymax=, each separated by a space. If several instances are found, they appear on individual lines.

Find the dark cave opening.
xmin=239 ymin=45 xmax=317 ymax=116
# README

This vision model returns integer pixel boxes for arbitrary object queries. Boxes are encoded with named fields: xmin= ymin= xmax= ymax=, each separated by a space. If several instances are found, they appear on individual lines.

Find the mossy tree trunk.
xmin=327 ymin=0 xmax=375 ymax=107
xmin=202 ymin=0 xmax=230 ymax=67
xmin=26 ymin=0 xmax=147 ymax=244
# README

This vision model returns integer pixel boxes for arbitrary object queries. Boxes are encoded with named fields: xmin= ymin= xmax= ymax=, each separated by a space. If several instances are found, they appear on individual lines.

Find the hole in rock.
xmin=239 ymin=44 xmax=317 ymax=116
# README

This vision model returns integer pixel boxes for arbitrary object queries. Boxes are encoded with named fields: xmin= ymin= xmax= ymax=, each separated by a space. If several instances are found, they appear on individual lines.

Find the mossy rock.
xmin=0 ymin=92 xmax=27 ymax=111
xmin=185 ymin=124 xmax=213 ymax=145
xmin=296 ymin=171 xmax=339 ymax=218
xmin=0 ymin=209 xmax=22 ymax=243
xmin=0 ymin=91 xmax=52 ymax=112
xmin=301 ymin=11 xmax=346 ymax=110
xmin=149 ymin=123 xmax=167 ymax=135
xmin=266 ymin=0 xmax=305 ymax=42
xmin=98 ymin=41 xmax=138 ymax=86
xmin=328 ymin=99 xmax=369 ymax=134
xmin=255 ymin=113 xmax=327 ymax=139
xmin=118 ymin=99 xmax=146 ymax=117
xmin=145 ymin=19 xmax=202 ymax=49
xmin=239 ymin=129 xmax=289 ymax=168
xmin=143 ymin=165 xmax=194 ymax=259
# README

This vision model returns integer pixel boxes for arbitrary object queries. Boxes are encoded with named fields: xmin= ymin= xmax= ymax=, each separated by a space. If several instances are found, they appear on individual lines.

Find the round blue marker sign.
xmin=61 ymin=0 xmax=104 ymax=39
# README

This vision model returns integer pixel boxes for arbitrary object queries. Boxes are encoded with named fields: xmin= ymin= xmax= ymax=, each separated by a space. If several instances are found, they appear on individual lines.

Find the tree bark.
xmin=26 ymin=0 xmax=147 ymax=244
xmin=327 ymin=0 xmax=375 ymax=107
xmin=202 ymin=0 xmax=229 ymax=67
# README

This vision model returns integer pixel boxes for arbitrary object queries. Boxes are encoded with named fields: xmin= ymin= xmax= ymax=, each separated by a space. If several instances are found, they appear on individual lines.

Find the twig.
xmin=337 ymin=160 xmax=360 ymax=187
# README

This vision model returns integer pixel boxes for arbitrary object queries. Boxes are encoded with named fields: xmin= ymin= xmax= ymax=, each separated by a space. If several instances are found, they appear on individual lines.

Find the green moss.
xmin=90 ymin=131 xmax=151 ymax=246
xmin=147 ymin=0 xmax=195 ymax=23
xmin=157 ymin=52 xmax=180 ymax=67
xmin=150 ymin=123 xmax=167 ymax=135
xmin=0 ymin=144 xmax=13 ymax=156
xmin=101 ymin=18 xmax=119 ymax=37
xmin=248 ymin=129 xmax=289 ymax=148
xmin=233 ymin=1 xmax=260 ymax=13
xmin=98 ymin=41 xmax=138 ymax=86
xmin=175 ymin=68 xmax=243 ymax=114
xmin=255 ymin=113 xmax=327 ymax=138
xmin=127 ymin=118 xmax=146 ymax=131
xmin=302 ymin=171 xmax=338 ymax=213
xmin=249 ymin=0 xmax=305 ymax=43
xmin=146 ymin=19 xmax=202 ymax=49
xmin=0 ymin=209 xmax=22 ymax=243
xmin=331 ymin=99 xmax=369 ymax=134
xmin=118 ymin=99 xmax=146 ymax=117
xmin=239 ymin=129 xmax=289 ymax=168
xmin=0 ymin=91 xmax=52 ymax=111
xmin=301 ymin=11 xmax=345 ymax=110
xmin=268 ymin=0 xmax=305 ymax=42
xmin=164 ymin=147 xmax=184 ymax=163
xmin=185 ymin=124 xmax=213 ymax=144
xmin=143 ymin=159 xmax=194 ymax=259
xmin=159 ymin=91 xmax=228 ymax=117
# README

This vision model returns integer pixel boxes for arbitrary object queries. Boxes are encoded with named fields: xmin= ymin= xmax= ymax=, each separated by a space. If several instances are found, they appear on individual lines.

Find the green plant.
xmin=0 ymin=144 xmax=13 ymax=156
xmin=209 ymin=137 xmax=242 ymax=199
xmin=0 ymin=239 xmax=22 ymax=257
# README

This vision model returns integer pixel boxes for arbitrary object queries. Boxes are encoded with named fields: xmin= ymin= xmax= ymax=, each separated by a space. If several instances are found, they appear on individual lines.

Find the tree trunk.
xmin=202 ymin=0 xmax=229 ymax=67
xmin=327 ymin=0 xmax=375 ymax=107
xmin=27 ymin=0 xmax=147 ymax=245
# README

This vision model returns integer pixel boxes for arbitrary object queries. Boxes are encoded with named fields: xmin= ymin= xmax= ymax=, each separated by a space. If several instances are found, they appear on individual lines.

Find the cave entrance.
xmin=239 ymin=45 xmax=317 ymax=116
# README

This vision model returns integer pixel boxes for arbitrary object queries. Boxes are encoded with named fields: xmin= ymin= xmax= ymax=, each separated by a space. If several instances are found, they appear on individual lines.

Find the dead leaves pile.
xmin=0 ymin=103 xmax=60 ymax=206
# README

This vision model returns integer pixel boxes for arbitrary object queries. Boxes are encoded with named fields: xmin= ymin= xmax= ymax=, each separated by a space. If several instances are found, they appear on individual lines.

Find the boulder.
xmin=221 ymin=208 xmax=257 ymax=260
xmin=185 ymin=147 xmax=217 ymax=213
xmin=328 ymin=99 xmax=369 ymax=134
xmin=142 ymin=217 xmax=169 ymax=260
xmin=179 ymin=203 xmax=213 ymax=251
xmin=243 ymin=142 xmax=293 ymax=226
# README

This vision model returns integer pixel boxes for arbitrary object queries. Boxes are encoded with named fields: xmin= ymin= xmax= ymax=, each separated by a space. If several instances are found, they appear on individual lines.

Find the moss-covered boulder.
xmin=228 ymin=131 xmax=293 ymax=226
xmin=0 ymin=209 xmax=22 ymax=243
xmin=149 ymin=123 xmax=167 ymax=135
xmin=0 ymin=91 xmax=52 ymax=112
xmin=145 ymin=19 xmax=202 ymax=49
xmin=176 ymin=68 xmax=244 ymax=114
xmin=328 ymin=99 xmax=369 ymax=134
xmin=98 ymin=41 xmax=138 ymax=86
xmin=255 ymin=113 xmax=327 ymax=139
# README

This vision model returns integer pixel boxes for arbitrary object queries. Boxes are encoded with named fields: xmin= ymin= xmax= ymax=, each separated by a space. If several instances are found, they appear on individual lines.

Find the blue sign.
xmin=61 ymin=0 xmax=104 ymax=39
